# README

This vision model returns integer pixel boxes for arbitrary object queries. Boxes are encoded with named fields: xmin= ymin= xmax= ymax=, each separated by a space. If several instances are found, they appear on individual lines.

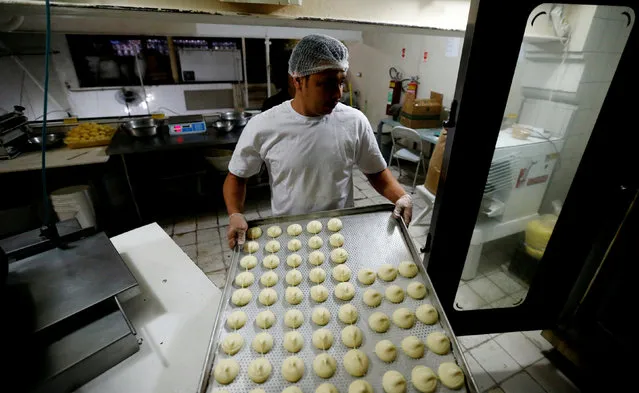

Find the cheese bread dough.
xmin=260 ymin=271 xmax=279 ymax=287
xmin=332 ymin=264 xmax=352 ymax=282
xmin=426 ymin=332 xmax=451 ymax=355
xmin=226 ymin=310 xmax=248 ymax=329
xmin=398 ymin=261 xmax=418 ymax=278
xmin=307 ymin=220 xmax=323 ymax=234
xmin=368 ymin=312 xmax=391 ymax=333
xmin=214 ymin=359 xmax=239 ymax=385
xmin=243 ymin=241 xmax=259 ymax=254
xmin=311 ymin=285 xmax=329 ymax=303
xmin=267 ymin=225 xmax=282 ymax=238
xmin=264 ymin=240 xmax=280 ymax=253
xmin=349 ymin=380 xmax=373 ymax=393
xmin=385 ymin=285 xmax=405 ymax=303
xmin=258 ymin=288 xmax=278 ymax=306
xmin=392 ymin=308 xmax=415 ymax=329
xmin=334 ymin=282 xmax=355 ymax=300
xmin=412 ymin=366 xmax=438 ymax=393
xmin=407 ymin=281 xmax=428 ymax=299
xmin=339 ymin=304 xmax=359 ymax=324
xmin=308 ymin=236 xmax=324 ymax=249
xmin=330 ymin=247 xmax=349 ymax=263
xmin=248 ymin=358 xmax=272 ymax=383
xmin=312 ymin=306 xmax=331 ymax=326
xmin=375 ymin=340 xmax=397 ymax=363
xmin=286 ymin=269 xmax=303 ymax=286
xmin=285 ymin=287 xmax=304 ymax=305
xmin=284 ymin=331 xmax=304 ymax=353
xmin=263 ymin=255 xmax=280 ymax=269
xmin=252 ymin=332 xmax=274 ymax=354
xmin=416 ymin=304 xmax=439 ymax=325
xmin=286 ymin=253 xmax=302 ymax=267
xmin=438 ymin=362 xmax=465 ymax=390
xmin=282 ymin=387 xmax=303 ymax=393
xmin=282 ymin=356 xmax=305 ymax=382
xmin=285 ymin=309 xmax=304 ymax=328
xmin=383 ymin=370 xmax=407 ymax=393
xmin=316 ymin=383 xmax=338 ymax=393
xmin=377 ymin=264 xmax=398 ymax=281
xmin=363 ymin=289 xmax=383 ymax=307
xmin=313 ymin=353 xmax=337 ymax=378
xmin=250 ymin=389 xmax=266 ymax=393
xmin=329 ymin=233 xmax=345 ymax=247
xmin=235 ymin=271 xmax=254 ymax=287
xmin=401 ymin=336 xmax=425 ymax=359
xmin=240 ymin=255 xmax=258 ymax=269
xmin=288 ymin=239 xmax=302 ymax=252
xmin=231 ymin=288 xmax=252 ymax=306
xmin=327 ymin=218 xmax=343 ymax=232
xmin=341 ymin=325 xmax=363 ymax=348
xmin=309 ymin=268 xmax=327 ymax=283
xmin=221 ymin=333 xmax=244 ymax=355
xmin=255 ymin=310 xmax=275 ymax=329
xmin=357 ymin=268 xmax=376 ymax=285
xmin=287 ymin=224 xmax=303 ymax=236
xmin=247 ymin=227 xmax=262 ymax=240
xmin=308 ymin=250 xmax=326 ymax=266
xmin=343 ymin=349 xmax=369 ymax=377
xmin=312 ymin=328 xmax=334 ymax=349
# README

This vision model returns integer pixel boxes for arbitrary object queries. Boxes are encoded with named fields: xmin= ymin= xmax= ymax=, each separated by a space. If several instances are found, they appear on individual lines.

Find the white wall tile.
xmin=464 ymin=353 xmax=497 ymax=392
xmin=500 ymin=372 xmax=546 ymax=393
xmin=526 ymin=358 xmax=580 ymax=393
xmin=458 ymin=334 xmax=493 ymax=350
xmin=486 ymin=271 xmax=524 ymax=295
xmin=494 ymin=332 xmax=544 ymax=367
xmin=469 ymin=340 xmax=521 ymax=383
xmin=468 ymin=277 xmax=508 ymax=303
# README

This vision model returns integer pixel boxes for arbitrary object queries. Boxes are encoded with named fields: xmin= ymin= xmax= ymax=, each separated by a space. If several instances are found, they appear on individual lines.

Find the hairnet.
xmin=288 ymin=34 xmax=349 ymax=78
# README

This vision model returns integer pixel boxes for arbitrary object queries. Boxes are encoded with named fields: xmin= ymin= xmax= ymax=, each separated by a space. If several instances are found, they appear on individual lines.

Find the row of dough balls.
xmin=231 ymin=280 xmax=358 ymax=306
xmin=244 ymin=234 xmax=346 ymax=254
xmin=246 ymin=218 xmax=343 ymax=241
xmin=239 ymin=248 xmax=347 ymax=271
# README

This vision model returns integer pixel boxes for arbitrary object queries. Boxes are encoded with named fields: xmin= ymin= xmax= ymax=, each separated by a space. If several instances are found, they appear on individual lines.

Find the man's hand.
xmin=393 ymin=194 xmax=413 ymax=225
xmin=227 ymin=213 xmax=248 ymax=249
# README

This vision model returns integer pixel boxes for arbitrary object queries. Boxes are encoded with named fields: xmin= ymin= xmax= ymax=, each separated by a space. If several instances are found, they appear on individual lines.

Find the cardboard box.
xmin=400 ymin=91 xmax=443 ymax=129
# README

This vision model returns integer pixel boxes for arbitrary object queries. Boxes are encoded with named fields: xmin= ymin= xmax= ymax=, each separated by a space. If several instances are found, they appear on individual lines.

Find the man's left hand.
xmin=393 ymin=194 xmax=413 ymax=225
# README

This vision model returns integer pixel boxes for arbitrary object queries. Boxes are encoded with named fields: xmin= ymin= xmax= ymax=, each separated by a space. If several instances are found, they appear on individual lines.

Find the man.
xmin=224 ymin=34 xmax=412 ymax=248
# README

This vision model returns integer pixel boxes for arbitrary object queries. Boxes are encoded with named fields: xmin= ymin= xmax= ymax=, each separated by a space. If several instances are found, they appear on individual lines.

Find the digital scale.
xmin=168 ymin=115 xmax=207 ymax=136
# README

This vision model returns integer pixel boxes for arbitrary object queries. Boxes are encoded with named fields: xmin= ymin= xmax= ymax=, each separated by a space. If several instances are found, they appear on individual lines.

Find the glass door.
xmin=422 ymin=1 xmax=637 ymax=335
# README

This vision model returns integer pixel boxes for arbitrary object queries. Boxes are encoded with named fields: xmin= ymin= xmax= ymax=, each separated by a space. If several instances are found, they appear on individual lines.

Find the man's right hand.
xmin=227 ymin=213 xmax=248 ymax=250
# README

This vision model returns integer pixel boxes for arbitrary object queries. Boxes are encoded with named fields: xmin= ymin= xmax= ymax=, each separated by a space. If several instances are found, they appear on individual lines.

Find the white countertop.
xmin=75 ymin=223 xmax=222 ymax=393
xmin=0 ymin=146 xmax=109 ymax=174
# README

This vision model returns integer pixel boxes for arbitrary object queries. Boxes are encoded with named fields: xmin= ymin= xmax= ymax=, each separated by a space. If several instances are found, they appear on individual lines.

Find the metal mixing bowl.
xmin=213 ymin=120 xmax=235 ymax=133
xmin=123 ymin=118 xmax=159 ymax=137
xmin=221 ymin=111 xmax=252 ymax=126
xmin=28 ymin=133 xmax=64 ymax=147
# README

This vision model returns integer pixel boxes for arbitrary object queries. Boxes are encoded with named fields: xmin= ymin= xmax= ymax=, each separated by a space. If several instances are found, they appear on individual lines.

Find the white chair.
xmin=389 ymin=126 xmax=427 ymax=190
xmin=412 ymin=185 xmax=436 ymax=226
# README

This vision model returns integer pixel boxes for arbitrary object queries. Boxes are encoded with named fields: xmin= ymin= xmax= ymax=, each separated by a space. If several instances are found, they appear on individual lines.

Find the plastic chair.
xmin=389 ymin=126 xmax=427 ymax=190
xmin=413 ymin=185 xmax=436 ymax=226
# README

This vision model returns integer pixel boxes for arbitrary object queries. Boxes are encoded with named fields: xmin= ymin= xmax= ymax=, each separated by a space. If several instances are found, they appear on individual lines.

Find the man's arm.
xmin=365 ymin=168 xmax=413 ymax=225
xmin=223 ymin=173 xmax=249 ymax=248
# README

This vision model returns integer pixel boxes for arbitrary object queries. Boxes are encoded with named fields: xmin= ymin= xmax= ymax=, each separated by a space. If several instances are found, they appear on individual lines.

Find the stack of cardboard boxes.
xmin=399 ymin=91 xmax=444 ymax=129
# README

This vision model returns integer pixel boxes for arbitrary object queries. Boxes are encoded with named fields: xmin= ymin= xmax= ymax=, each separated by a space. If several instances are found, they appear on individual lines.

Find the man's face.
xmin=295 ymin=70 xmax=346 ymax=116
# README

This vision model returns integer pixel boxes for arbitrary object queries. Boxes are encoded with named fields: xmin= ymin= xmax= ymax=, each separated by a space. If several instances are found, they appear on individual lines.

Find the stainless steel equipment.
xmin=27 ymin=133 xmax=64 ymax=147
xmin=212 ymin=119 xmax=234 ymax=133
xmin=0 ymin=106 xmax=29 ymax=159
xmin=122 ymin=117 xmax=160 ymax=137
xmin=221 ymin=111 xmax=252 ymax=126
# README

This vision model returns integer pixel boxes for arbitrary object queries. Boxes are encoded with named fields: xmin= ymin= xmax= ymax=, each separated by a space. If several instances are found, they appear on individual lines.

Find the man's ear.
xmin=292 ymin=77 xmax=302 ymax=90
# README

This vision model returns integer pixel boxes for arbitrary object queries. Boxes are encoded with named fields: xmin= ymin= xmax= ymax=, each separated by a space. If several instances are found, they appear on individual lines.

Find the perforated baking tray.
xmin=199 ymin=204 xmax=478 ymax=393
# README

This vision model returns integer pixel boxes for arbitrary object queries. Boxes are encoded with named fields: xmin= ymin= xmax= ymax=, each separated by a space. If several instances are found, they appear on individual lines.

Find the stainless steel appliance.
xmin=0 ymin=106 xmax=29 ymax=159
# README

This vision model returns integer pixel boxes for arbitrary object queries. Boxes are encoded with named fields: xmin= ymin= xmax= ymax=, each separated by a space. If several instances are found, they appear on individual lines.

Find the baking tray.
xmin=198 ymin=204 xmax=478 ymax=393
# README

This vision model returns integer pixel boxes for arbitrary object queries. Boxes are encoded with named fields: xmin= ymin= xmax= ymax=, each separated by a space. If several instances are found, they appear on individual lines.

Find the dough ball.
xmin=401 ymin=336 xmax=425 ymax=359
xmin=411 ymin=366 xmax=438 ymax=393
xmin=231 ymin=288 xmax=252 ymax=306
xmin=313 ymin=353 xmax=337 ymax=378
xmin=363 ymin=289 xmax=383 ymax=307
xmin=344 ymin=349 xmax=369 ymax=377
xmin=267 ymin=225 xmax=282 ymax=238
xmin=312 ymin=306 xmax=331 ymax=326
xmin=255 ymin=310 xmax=275 ymax=329
xmin=247 ymin=227 xmax=262 ymax=240
xmin=377 ymin=264 xmax=398 ymax=281
xmin=357 ymin=268 xmax=376 ymax=285
xmin=308 ymin=235 xmax=324 ymax=249
xmin=309 ymin=267 xmax=327 ymax=283
xmin=327 ymin=218 xmax=343 ymax=232
xmin=248 ymin=358 xmax=272 ymax=383
xmin=263 ymin=254 xmax=280 ymax=269
xmin=288 ymin=239 xmax=302 ymax=252
xmin=398 ymin=261 xmax=419 ymax=278
xmin=339 ymin=304 xmax=359 ymax=324
xmin=341 ymin=325 xmax=363 ymax=348
xmin=258 ymin=288 xmax=278 ymax=306
xmin=368 ymin=311 xmax=391 ymax=333
xmin=282 ymin=356 xmax=305 ymax=382
xmin=349 ymin=380 xmax=373 ymax=393
xmin=332 ymin=264 xmax=352 ymax=282
xmin=316 ymin=383 xmax=338 ymax=393
xmin=330 ymin=247 xmax=349 ymax=263
xmin=286 ymin=253 xmax=302 ymax=267
xmin=243 ymin=241 xmax=259 ymax=254
xmin=285 ymin=286 xmax=304 ymax=305
xmin=416 ymin=304 xmax=439 ymax=325
xmin=334 ymin=282 xmax=355 ymax=301
xmin=252 ymin=332 xmax=274 ymax=354
xmin=375 ymin=339 xmax=397 ymax=363
xmin=407 ymin=281 xmax=428 ymax=299
xmin=282 ymin=387 xmax=303 ymax=393
xmin=312 ymin=328 xmax=334 ymax=349
xmin=234 ymin=271 xmax=254 ymax=287
xmin=308 ymin=250 xmax=326 ymax=266
xmin=221 ymin=333 xmax=244 ymax=355
xmin=385 ymin=285 xmax=405 ymax=303
xmin=426 ymin=331 xmax=451 ymax=355
xmin=285 ymin=309 xmax=304 ymax=329
xmin=392 ymin=308 xmax=415 ymax=329
xmin=329 ymin=233 xmax=345 ymax=247
xmin=306 ymin=220 xmax=323 ymax=234
xmin=214 ymin=359 xmax=239 ymax=384
xmin=284 ymin=331 xmax=304 ymax=353
xmin=438 ymin=362 xmax=465 ymax=390
xmin=240 ymin=255 xmax=258 ymax=269
xmin=286 ymin=269 xmax=303 ymax=286
xmin=265 ymin=240 xmax=280 ymax=253
xmin=287 ymin=223 xmax=303 ymax=236
xmin=311 ymin=285 xmax=329 ymax=303
xmin=226 ymin=310 xmax=247 ymax=329
xmin=250 ymin=389 xmax=266 ymax=393
xmin=260 ymin=271 xmax=279 ymax=287
xmin=382 ymin=370 xmax=407 ymax=393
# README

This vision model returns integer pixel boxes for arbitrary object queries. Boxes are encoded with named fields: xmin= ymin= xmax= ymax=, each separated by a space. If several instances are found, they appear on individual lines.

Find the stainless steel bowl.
xmin=213 ymin=120 xmax=234 ymax=133
xmin=123 ymin=118 xmax=159 ymax=137
xmin=221 ymin=111 xmax=252 ymax=127
xmin=28 ymin=133 xmax=64 ymax=147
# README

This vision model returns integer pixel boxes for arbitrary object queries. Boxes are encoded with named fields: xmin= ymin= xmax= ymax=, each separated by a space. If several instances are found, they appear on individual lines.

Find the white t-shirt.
xmin=228 ymin=100 xmax=386 ymax=216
